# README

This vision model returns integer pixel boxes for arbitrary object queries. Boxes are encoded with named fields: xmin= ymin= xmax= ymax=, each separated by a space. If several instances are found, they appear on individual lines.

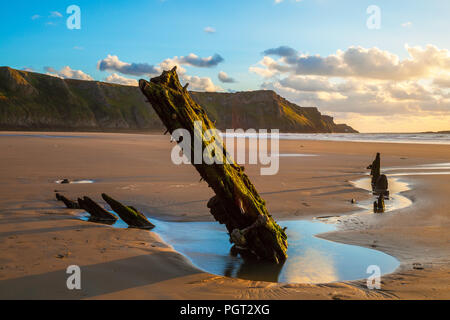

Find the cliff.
xmin=190 ymin=91 xmax=356 ymax=133
xmin=0 ymin=67 xmax=357 ymax=133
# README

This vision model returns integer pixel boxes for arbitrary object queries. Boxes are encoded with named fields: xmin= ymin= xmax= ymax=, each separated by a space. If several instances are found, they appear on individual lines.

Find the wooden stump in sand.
xmin=78 ymin=196 xmax=118 ymax=222
xmin=101 ymin=193 xmax=155 ymax=230
xmin=56 ymin=193 xmax=80 ymax=209
xmin=367 ymin=152 xmax=381 ymax=186
xmin=138 ymin=67 xmax=288 ymax=263
xmin=374 ymin=174 xmax=389 ymax=197
xmin=373 ymin=194 xmax=385 ymax=213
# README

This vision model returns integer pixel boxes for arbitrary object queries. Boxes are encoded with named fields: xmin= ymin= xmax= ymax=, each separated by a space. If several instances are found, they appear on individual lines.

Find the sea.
xmin=221 ymin=132 xmax=450 ymax=145
xmin=0 ymin=132 xmax=449 ymax=145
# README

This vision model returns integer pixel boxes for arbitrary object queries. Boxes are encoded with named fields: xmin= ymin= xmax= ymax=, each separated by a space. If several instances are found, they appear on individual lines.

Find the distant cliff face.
xmin=0 ymin=67 xmax=161 ymax=131
xmin=190 ymin=91 xmax=357 ymax=133
xmin=0 ymin=67 xmax=357 ymax=133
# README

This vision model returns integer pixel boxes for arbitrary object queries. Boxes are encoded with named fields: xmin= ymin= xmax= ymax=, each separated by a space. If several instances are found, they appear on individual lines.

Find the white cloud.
xmin=251 ymin=44 xmax=450 ymax=132
xmin=159 ymin=57 xmax=187 ymax=75
xmin=31 ymin=14 xmax=41 ymax=20
xmin=104 ymin=73 xmax=138 ymax=86
xmin=175 ymin=53 xmax=224 ymax=67
xmin=50 ymin=11 xmax=63 ymax=18
xmin=433 ymin=75 xmax=450 ymax=88
xmin=249 ymin=56 xmax=288 ymax=78
xmin=183 ymin=74 xmax=221 ymax=92
xmin=98 ymin=55 xmax=222 ymax=92
xmin=252 ymin=44 xmax=450 ymax=80
xmin=401 ymin=22 xmax=413 ymax=28
xmin=218 ymin=71 xmax=237 ymax=83
xmin=97 ymin=53 xmax=223 ymax=78
xmin=275 ymin=0 xmax=303 ymax=3
xmin=157 ymin=58 xmax=221 ymax=91
xmin=45 ymin=66 xmax=93 ymax=81
xmin=204 ymin=26 xmax=216 ymax=33
xmin=98 ymin=55 xmax=159 ymax=76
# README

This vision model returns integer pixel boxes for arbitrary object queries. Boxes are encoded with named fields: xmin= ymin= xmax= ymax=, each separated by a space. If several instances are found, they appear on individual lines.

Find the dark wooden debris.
xmin=101 ymin=193 xmax=155 ymax=230
xmin=139 ymin=67 xmax=287 ymax=263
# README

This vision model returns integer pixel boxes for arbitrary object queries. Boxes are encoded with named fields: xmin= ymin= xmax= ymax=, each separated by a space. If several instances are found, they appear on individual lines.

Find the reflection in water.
xmin=55 ymin=179 xmax=95 ymax=184
xmin=282 ymin=248 xmax=338 ymax=283
xmin=377 ymin=163 xmax=450 ymax=177
xmin=79 ymin=210 xmax=399 ymax=284
xmin=350 ymin=176 xmax=412 ymax=214
xmin=77 ymin=161 xmax=450 ymax=283
xmin=155 ymin=164 xmax=449 ymax=283
xmin=388 ymin=172 xmax=450 ymax=176
xmin=223 ymin=255 xmax=285 ymax=282
xmin=82 ymin=163 xmax=450 ymax=284
xmin=78 ymin=177 xmax=404 ymax=284
xmin=385 ymin=163 xmax=450 ymax=172
xmin=153 ymin=219 xmax=399 ymax=284
xmin=81 ymin=211 xmax=395 ymax=284
xmin=351 ymin=163 xmax=450 ymax=215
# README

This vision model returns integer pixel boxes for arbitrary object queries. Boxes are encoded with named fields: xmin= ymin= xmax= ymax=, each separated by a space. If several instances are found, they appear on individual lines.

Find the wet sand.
xmin=0 ymin=132 xmax=449 ymax=299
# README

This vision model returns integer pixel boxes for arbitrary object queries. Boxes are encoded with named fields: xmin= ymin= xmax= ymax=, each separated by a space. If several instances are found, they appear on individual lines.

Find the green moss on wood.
xmin=139 ymin=67 xmax=288 ymax=263
xmin=101 ymin=193 xmax=155 ymax=229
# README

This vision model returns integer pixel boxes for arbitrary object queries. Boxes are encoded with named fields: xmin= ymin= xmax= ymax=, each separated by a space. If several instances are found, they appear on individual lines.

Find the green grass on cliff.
xmin=0 ymin=67 xmax=357 ymax=133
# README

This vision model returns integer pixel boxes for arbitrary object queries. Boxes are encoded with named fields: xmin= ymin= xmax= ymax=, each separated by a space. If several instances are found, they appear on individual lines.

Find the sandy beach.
xmin=0 ymin=132 xmax=449 ymax=300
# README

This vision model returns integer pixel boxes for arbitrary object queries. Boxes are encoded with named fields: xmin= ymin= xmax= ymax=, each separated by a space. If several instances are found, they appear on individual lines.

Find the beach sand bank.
xmin=0 ymin=132 xmax=449 ymax=299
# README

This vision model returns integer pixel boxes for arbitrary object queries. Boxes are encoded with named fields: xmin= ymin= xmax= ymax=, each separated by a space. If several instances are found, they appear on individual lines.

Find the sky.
xmin=1 ymin=0 xmax=450 ymax=133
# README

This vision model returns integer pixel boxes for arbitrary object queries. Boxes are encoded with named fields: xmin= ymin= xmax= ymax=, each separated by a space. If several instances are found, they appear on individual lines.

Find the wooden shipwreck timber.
xmin=367 ymin=153 xmax=390 ymax=213
xmin=139 ymin=68 xmax=288 ymax=263
xmin=55 ymin=192 xmax=153 ymax=229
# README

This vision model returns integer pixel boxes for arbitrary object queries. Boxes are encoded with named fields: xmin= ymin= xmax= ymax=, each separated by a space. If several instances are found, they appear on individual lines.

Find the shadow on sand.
xmin=0 ymin=252 xmax=201 ymax=299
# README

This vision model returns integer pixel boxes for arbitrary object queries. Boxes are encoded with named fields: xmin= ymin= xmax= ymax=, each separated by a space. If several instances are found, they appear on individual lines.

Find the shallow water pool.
xmin=154 ymin=219 xmax=399 ymax=284
xmin=80 ymin=213 xmax=399 ymax=284
xmin=77 ymin=162 xmax=450 ymax=284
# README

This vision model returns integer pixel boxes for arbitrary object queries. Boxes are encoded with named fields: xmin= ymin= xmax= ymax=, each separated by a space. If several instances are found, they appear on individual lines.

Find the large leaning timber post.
xmin=139 ymin=67 xmax=288 ymax=263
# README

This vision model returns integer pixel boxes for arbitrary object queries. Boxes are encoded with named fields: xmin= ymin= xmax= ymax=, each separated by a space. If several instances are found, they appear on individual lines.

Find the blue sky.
xmin=1 ymin=0 xmax=450 ymax=132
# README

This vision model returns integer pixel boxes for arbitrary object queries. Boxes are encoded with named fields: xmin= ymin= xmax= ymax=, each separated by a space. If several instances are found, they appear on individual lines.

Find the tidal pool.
xmin=350 ymin=176 xmax=412 ymax=214
xmin=88 ymin=166 xmax=450 ymax=284
xmin=154 ymin=219 xmax=399 ymax=284
xmin=77 ymin=162 xmax=450 ymax=284
xmin=151 ymin=175 xmax=408 ymax=283
xmin=55 ymin=179 xmax=95 ymax=184
xmin=80 ymin=213 xmax=399 ymax=284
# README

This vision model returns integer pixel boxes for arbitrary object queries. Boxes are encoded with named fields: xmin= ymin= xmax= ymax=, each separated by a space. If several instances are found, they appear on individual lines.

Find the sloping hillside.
xmin=0 ymin=67 xmax=357 ymax=133
xmin=190 ymin=91 xmax=356 ymax=132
